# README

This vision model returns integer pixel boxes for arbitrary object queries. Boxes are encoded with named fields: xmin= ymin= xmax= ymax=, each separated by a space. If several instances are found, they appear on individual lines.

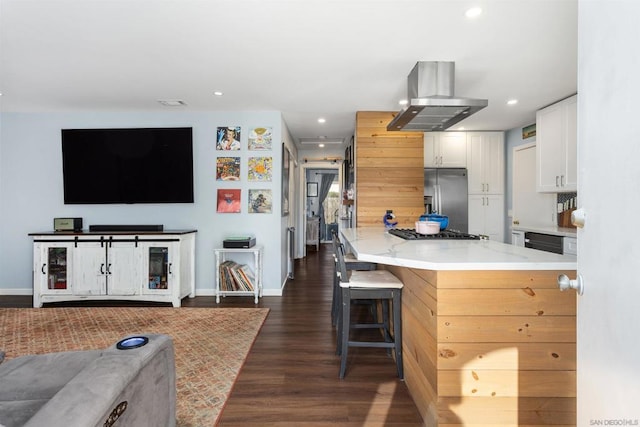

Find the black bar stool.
xmin=330 ymin=232 xmax=377 ymax=327
xmin=334 ymin=239 xmax=404 ymax=379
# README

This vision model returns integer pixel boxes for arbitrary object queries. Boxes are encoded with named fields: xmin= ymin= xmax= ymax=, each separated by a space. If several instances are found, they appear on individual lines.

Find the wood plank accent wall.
xmin=385 ymin=265 xmax=577 ymax=427
xmin=355 ymin=111 xmax=424 ymax=227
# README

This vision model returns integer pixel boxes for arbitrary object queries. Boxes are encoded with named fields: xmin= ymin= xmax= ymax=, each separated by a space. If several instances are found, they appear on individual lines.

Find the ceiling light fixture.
xmin=507 ymin=99 xmax=519 ymax=105
xmin=158 ymin=99 xmax=187 ymax=107
xmin=465 ymin=7 xmax=482 ymax=18
xmin=319 ymin=143 xmax=325 ymax=148
xmin=213 ymin=91 xmax=223 ymax=96
xmin=318 ymin=118 xmax=326 ymax=124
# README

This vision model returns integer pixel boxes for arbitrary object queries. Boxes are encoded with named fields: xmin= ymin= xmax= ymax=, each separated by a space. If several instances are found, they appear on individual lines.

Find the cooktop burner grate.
xmin=388 ymin=228 xmax=481 ymax=240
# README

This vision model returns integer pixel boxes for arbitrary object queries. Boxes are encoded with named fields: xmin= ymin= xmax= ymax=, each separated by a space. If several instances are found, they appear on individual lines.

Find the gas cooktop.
xmin=388 ymin=228 xmax=481 ymax=240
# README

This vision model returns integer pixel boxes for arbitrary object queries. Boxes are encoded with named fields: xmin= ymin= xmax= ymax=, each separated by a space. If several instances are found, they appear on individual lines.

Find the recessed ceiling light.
xmin=158 ymin=99 xmax=187 ymax=107
xmin=465 ymin=7 xmax=482 ymax=18
xmin=318 ymin=118 xmax=326 ymax=124
xmin=507 ymin=99 xmax=519 ymax=105
xmin=319 ymin=143 xmax=325 ymax=148
xmin=213 ymin=91 xmax=223 ymax=96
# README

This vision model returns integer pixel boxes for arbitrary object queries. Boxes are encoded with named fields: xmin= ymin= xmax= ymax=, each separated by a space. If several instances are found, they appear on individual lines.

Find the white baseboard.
xmin=193 ymin=288 xmax=283 ymax=297
xmin=0 ymin=288 xmax=33 ymax=296
xmin=4 ymin=288 xmax=285 ymax=298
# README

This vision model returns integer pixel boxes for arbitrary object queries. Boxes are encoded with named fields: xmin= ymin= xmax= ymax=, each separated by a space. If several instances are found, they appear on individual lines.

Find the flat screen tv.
xmin=61 ymin=127 xmax=194 ymax=204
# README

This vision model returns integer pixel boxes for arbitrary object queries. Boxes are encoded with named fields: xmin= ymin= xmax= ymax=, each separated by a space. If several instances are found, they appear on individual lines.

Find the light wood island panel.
xmin=385 ymin=266 xmax=576 ymax=427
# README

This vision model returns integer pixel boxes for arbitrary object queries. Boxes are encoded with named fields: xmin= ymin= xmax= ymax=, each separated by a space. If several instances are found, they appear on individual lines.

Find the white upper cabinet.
xmin=466 ymin=132 xmax=505 ymax=195
xmin=424 ymin=132 xmax=467 ymax=168
xmin=536 ymin=94 xmax=577 ymax=192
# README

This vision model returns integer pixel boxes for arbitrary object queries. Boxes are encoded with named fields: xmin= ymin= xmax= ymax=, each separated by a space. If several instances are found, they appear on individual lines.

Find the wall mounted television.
xmin=61 ymin=127 xmax=194 ymax=204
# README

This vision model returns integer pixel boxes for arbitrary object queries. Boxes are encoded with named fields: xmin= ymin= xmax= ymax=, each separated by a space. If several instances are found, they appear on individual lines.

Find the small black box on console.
xmin=223 ymin=236 xmax=256 ymax=249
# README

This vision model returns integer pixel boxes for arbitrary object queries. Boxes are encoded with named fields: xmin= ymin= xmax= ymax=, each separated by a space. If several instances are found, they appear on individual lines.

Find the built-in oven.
xmin=524 ymin=232 xmax=564 ymax=254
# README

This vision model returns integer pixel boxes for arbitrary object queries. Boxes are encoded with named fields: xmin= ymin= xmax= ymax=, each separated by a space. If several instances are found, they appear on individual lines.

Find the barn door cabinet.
xmin=31 ymin=230 xmax=196 ymax=307
xmin=536 ymin=94 xmax=577 ymax=192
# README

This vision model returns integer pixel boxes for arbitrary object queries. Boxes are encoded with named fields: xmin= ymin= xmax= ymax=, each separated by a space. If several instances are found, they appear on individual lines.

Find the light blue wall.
xmin=0 ymin=111 xmax=288 ymax=297
xmin=504 ymin=123 xmax=537 ymax=239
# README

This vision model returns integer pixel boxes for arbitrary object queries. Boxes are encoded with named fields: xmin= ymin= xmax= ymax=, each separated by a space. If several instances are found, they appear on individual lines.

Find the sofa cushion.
xmin=0 ymin=350 xmax=101 ymax=427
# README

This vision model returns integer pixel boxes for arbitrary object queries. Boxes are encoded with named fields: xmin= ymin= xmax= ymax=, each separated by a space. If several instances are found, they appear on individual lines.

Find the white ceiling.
xmin=0 ymin=0 xmax=577 ymax=151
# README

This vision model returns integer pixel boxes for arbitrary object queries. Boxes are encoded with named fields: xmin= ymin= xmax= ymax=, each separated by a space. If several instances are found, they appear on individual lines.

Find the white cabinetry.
xmin=71 ymin=240 xmax=142 ymax=296
xmin=466 ymin=132 xmax=505 ymax=242
xmin=467 ymin=132 xmax=504 ymax=194
xmin=563 ymin=236 xmax=577 ymax=255
xmin=468 ymin=194 xmax=504 ymax=242
xmin=424 ymin=132 xmax=467 ymax=167
xmin=512 ymin=230 xmax=525 ymax=247
xmin=536 ymin=94 xmax=577 ymax=192
xmin=31 ymin=231 xmax=196 ymax=307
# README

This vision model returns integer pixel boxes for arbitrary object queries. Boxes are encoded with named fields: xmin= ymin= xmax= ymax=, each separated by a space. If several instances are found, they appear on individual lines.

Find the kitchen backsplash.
xmin=557 ymin=192 xmax=578 ymax=227
xmin=557 ymin=192 xmax=577 ymax=205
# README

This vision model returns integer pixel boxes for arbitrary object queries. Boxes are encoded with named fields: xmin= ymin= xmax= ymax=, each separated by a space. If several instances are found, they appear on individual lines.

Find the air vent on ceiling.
xmin=299 ymin=137 xmax=344 ymax=145
xmin=158 ymin=99 xmax=187 ymax=107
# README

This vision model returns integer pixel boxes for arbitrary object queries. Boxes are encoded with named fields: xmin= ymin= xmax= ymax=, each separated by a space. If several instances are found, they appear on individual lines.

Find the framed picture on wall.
xmin=307 ymin=182 xmax=318 ymax=197
xmin=282 ymin=144 xmax=291 ymax=216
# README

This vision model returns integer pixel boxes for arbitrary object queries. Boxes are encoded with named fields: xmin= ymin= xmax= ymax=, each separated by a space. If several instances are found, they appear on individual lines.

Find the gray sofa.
xmin=0 ymin=334 xmax=176 ymax=427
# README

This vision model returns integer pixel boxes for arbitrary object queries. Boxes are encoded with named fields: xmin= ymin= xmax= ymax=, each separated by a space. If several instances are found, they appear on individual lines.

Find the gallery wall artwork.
xmin=248 ymin=127 xmax=272 ymax=150
xmin=247 ymin=157 xmax=273 ymax=181
xmin=216 ymin=157 xmax=241 ymax=181
xmin=217 ymin=189 xmax=241 ymax=213
xmin=217 ymin=126 xmax=241 ymax=150
xmin=248 ymin=189 xmax=272 ymax=214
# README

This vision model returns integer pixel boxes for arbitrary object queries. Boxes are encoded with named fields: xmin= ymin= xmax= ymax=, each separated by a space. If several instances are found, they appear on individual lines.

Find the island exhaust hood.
xmin=387 ymin=61 xmax=488 ymax=132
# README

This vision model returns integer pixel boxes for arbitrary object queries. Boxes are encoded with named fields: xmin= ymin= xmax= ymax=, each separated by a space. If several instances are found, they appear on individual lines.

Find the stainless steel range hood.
xmin=387 ymin=61 xmax=488 ymax=132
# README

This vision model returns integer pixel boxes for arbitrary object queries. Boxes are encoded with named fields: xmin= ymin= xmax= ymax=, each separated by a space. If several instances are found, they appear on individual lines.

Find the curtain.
xmin=318 ymin=173 xmax=336 ymax=240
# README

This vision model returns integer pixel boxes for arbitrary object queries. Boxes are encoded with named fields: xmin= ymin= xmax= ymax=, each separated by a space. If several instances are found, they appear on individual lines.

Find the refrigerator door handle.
xmin=437 ymin=185 xmax=443 ymax=213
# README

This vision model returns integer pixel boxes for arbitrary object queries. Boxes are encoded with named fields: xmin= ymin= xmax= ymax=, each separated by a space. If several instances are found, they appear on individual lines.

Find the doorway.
xmin=300 ymin=163 xmax=342 ymax=256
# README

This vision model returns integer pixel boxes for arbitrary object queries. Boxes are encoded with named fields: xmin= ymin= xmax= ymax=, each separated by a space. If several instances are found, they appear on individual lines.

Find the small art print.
xmin=217 ymin=126 xmax=241 ymax=151
xmin=247 ymin=156 xmax=273 ymax=181
xmin=216 ymin=157 xmax=240 ymax=181
xmin=248 ymin=127 xmax=273 ymax=150
xmin=217 ymin=189 xmax=241 ymax=213
xmin=248 ymin=189 xmax=272 ymax=214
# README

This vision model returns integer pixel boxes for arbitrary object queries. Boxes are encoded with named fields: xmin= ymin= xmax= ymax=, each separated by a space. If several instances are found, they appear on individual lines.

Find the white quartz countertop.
xmin=340 ymin=228 xmax=576 ymax=271
xmin=512 ymin=224 xmax=577 ymax=237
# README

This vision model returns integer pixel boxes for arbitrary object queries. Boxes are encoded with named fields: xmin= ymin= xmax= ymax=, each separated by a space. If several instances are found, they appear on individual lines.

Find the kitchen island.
xmin=340 ymin=228 xmax=577 ymax=427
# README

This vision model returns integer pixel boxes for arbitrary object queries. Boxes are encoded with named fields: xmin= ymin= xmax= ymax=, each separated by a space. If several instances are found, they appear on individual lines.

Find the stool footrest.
xmin=351 ymin=323 xmax=386 ymax=329
xmin=348 ymin=340 xmax=396 ymax=348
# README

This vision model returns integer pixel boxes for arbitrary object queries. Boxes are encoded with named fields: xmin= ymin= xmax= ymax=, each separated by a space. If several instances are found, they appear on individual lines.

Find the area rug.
xmin=0 ymin=307 xmax=269 ymax=426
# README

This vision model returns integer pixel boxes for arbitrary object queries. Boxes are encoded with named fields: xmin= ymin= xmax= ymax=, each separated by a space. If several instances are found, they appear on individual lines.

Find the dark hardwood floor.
xmin=1 ymin=244 xmax=423 ymax=426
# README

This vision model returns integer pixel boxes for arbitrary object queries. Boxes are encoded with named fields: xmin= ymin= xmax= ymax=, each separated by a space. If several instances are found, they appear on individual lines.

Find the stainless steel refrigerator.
xmin=424 ymin=168 xmax=469 ymax=232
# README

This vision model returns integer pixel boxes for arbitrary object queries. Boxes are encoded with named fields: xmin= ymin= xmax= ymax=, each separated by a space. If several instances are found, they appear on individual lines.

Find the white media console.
xmin=30 ymin=230 xmax=196 ymax=307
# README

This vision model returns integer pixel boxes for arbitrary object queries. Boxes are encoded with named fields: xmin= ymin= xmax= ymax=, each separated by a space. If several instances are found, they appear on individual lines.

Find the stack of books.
xmin=219 ymin=260 xmax=255 ymax=291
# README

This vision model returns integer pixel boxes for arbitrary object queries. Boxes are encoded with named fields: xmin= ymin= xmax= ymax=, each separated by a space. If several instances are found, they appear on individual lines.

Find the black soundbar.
xmin=89 ymin=224 xmax=164 ymax=232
